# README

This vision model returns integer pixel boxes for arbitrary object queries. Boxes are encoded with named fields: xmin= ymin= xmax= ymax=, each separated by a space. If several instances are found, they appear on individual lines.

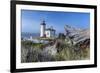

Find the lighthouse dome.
xmin=41 ymin=20 xmax=46 ymax=25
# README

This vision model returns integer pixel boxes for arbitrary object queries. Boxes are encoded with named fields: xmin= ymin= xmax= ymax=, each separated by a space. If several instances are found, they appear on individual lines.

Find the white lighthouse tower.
xmin=40 ymin=20 xmax=46 ymax=37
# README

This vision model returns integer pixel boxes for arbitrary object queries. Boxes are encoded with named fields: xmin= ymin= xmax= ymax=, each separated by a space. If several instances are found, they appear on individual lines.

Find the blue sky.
xmin=21 ymin=10 xmax=90 ymax=34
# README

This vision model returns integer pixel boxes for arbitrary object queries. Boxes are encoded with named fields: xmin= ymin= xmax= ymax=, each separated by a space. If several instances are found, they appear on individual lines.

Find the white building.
xmin=40 ymin=20 xmax=56 ymax=38
xmin=40 ymin=20 xmax=46 ymax=37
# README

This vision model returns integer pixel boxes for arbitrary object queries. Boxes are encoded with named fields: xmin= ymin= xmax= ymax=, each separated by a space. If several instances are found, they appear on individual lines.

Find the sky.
xmin=21 ymin=10 xmax=90 ymax=34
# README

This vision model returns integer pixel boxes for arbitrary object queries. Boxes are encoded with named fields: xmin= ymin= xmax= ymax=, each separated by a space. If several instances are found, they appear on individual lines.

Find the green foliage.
xmin=32 ymin=43 xmax=44 ymax=49
xmin=58 ymin=33 xmax=66 ymax=40
xmin=22 ymin=41 xmax=44 ymax=49
xmin=22 ymin=41 xmax=33 ymax=46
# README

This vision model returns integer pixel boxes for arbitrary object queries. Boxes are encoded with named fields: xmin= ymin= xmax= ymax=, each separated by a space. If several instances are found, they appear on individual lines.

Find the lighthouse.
xmin=40 ymin=20 xmax=56 ymax=38
xmin=40 ymin=20 xmax=46 ymax=37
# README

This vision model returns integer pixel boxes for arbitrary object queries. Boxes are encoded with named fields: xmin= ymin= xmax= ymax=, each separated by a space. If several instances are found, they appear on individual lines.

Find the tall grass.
xmin=21 ymin=39 xmax=90 ymax=63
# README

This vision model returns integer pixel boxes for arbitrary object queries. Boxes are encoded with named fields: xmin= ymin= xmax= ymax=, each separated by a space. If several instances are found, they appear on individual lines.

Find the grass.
xmin=55 ymin=46 xmax=90 ymax=61
xmin=21 ymin=38 xmax=90 ymax=63
xmin=38 ymin=37 xmax=55 ymax=41
xmin=32 ymin=43 xmax=44 ymax=49
xmin=53 ymin=38 xmax=90 ymax=61
xmin=21 ymin=41 xmax=45 ymax=49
